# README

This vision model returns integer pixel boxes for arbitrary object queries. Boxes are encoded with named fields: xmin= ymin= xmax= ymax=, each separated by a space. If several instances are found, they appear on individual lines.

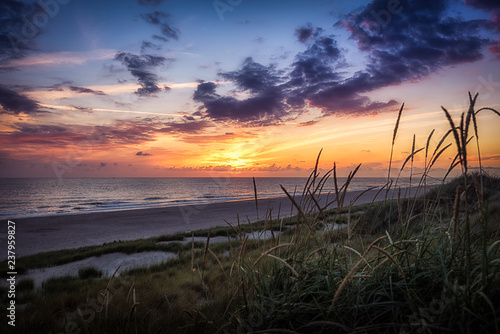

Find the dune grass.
xmin=1 ymin=93 xmax=499 ymax=333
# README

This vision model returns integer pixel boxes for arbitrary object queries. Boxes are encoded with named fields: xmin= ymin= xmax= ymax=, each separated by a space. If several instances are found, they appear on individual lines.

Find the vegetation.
xmin=1 ymin=93 xmax=499 ymax=333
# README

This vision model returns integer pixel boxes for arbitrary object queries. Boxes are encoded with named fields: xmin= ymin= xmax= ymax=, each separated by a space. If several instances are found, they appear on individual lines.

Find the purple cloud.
xmin=0 ymin=84 xmax=43 ymax=115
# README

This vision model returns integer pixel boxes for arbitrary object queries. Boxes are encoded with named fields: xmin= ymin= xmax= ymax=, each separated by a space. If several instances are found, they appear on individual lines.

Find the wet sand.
xmin=1 ymin=187 xmax=428 ymax=260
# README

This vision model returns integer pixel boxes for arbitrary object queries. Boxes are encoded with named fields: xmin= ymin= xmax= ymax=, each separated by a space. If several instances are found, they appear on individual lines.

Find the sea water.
xmin=0 ymin=177 xmax=432 ymax=219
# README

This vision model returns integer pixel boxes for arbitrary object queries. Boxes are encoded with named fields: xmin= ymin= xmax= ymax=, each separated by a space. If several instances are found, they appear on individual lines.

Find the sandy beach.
xmin=2 ymin=187 xmax=427 ymax=260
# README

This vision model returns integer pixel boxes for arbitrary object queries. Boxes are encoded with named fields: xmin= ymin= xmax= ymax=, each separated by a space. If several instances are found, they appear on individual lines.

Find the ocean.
xmin=0 ymin=177 xmax=431 ymax=219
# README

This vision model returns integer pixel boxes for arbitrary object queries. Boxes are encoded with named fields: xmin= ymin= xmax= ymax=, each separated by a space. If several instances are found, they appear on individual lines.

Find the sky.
xmin=0 ymin=0 xmax=499 ymax=178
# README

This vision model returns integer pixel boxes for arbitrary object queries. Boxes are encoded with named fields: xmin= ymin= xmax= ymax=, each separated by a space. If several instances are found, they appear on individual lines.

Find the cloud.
xmin=298 ymin=120 xmax=318 ymax=127
xmin=194 ymin=58 xmax=288 ymax=124
xmin=304 ymin=0 xmax=494 ymax=115
xmin=2 ymin=115 xmax=213 ymax=150
xmin=1 ymin=49 xmax=116 ymax=68
xmin=46 ymin=81 xmax=73 ymax=91
xmin=465 ymin=0 xmax=500 ymax=10
xmin=141 ymin=41 xmax=162 ymax=53
xmin=339 ymin=0 xmax=490 ymax=65
xmin=68 ymin=86 xmax=107 ymax=96
xmin=136 ymin=151 xmax=153 ymax=156
xmin=0 ymin=0 xmax=38 ymax=64
xmin=114 ymin=52 xmax=172 ymax=96
xmin=0 ymin=84 xmax=43 ymax=115
xmin=162 ymin=164 xmax=304 ymax=173
xmin=489 ymin=44 xmax=500 ymax=59
xmin=159 ymin=117 xmax=212 ymax=134
xmin=492 ymin=11 xmax=500 ymax=32
xmin=71 ymin=105 xmax=94 ymax=112
xmin=1 ymin=123 xmax=87 ymax=145
xmin=140 ymin=11 xmax=179 ymax=41
xmin=250 ymin=164 xmax=303 ymax=172
xmin=95 ymin=118 xmax=164 ymax=144
xmin=294 ymin=23 xmax=322 ymax=43
xmin=220 ymin=58 xmax=284 ymax=94
xmin=1 ymin=118 xmax=165 ymax=147
xmin=1 ymin=116 xmax=214 ymax=148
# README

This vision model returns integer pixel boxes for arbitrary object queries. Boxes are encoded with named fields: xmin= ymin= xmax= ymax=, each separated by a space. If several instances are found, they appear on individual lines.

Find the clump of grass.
xmin=78 ymin=266 xmax=103 ymax=279
xmin=222 ymin=93 xmax=500 ymax=333
xmin=17 ymin=278 xmax=35 ymax=292
xmin=42 ymin=275 xmax=82 ymax=294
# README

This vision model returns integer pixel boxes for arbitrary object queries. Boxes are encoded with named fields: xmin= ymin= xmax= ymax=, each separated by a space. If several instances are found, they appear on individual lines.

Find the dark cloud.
xmin=220 ymin=58 xmax=284 ymax=94
xmin=141 ymin=41 xmax=161 ymax=53
xmin=69 ymin=86 xmax=106 ymax=96
xmin=193 ymin=58 xmax=288 ymax=124
xmin=295 ymin=23 xmax=322 ymax=43
xmin=152 ymin=34 xmax=168 ymax=42
xmin=193 ymin=84 xmax=286 ymax=124
xmin=308 ymin=0 xmax=494 ymax=115
xmin=140 ymin=11 xmax=179 ymax=41
xmin=114 ymin=52 xmax=171 ymax=96
xmin=465 ymin=0 xmax=500 ymax=10
xmin=138 ymin=0 xmax=163 ymax=6
xmin=339 ymin=0 xmax=489 ymax=63
xmin=136 ymin=151 xmax=152 ymax=156
xmin=286 ymin=28 xmax=347 ymax=111
xmin=0 ymin=84 xmax=43 ymax=115
xmin=0 ymin=0 xmax=38 ymax=64
xmin=493 ymin=11 xmax=500 ymax=32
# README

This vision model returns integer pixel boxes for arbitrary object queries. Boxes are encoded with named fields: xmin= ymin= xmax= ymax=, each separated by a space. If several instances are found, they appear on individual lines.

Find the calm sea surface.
xmin=0 ymin=177 xmax=431 ymax=219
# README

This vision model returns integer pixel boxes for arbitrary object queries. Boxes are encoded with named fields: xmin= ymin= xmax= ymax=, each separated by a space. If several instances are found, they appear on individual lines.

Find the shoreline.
xmin=1 ymin=187 xmax=429 ymax=260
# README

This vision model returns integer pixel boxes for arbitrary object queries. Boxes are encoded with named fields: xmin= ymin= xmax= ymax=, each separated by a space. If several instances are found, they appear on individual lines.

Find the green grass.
xmin=1 ymin=93 xmax=499 ymax=333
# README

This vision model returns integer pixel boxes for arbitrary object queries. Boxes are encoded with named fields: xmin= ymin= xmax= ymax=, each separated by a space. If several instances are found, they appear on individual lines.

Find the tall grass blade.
xmin=425 ymin=129 xmax=435 ymax=161
xmin=329 ymin=235 xmax=387 ymax=312
xmin=441 ymin=106 xmax=462 ymax=170
xmin=266 ymin=254 xmax=300 ymax=278
xmin=388 ymin=103 xmax=405 ymax=183
xmin=253 ymin=177 xmax=259 ymax=218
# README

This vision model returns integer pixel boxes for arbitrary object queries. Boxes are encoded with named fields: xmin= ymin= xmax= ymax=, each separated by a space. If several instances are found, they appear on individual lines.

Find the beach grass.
xmin=1 ymin=93 xmax=499 ymax=333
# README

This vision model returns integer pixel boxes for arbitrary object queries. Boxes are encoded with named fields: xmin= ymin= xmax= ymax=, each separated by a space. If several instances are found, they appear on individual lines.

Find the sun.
xmin=203 ymin=149 xmax=253 ymax=170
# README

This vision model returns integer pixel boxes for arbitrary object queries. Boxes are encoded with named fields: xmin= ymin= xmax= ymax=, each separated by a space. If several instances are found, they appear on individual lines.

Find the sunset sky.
xmin=1 ymin=0 xmax=499 ymax=178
